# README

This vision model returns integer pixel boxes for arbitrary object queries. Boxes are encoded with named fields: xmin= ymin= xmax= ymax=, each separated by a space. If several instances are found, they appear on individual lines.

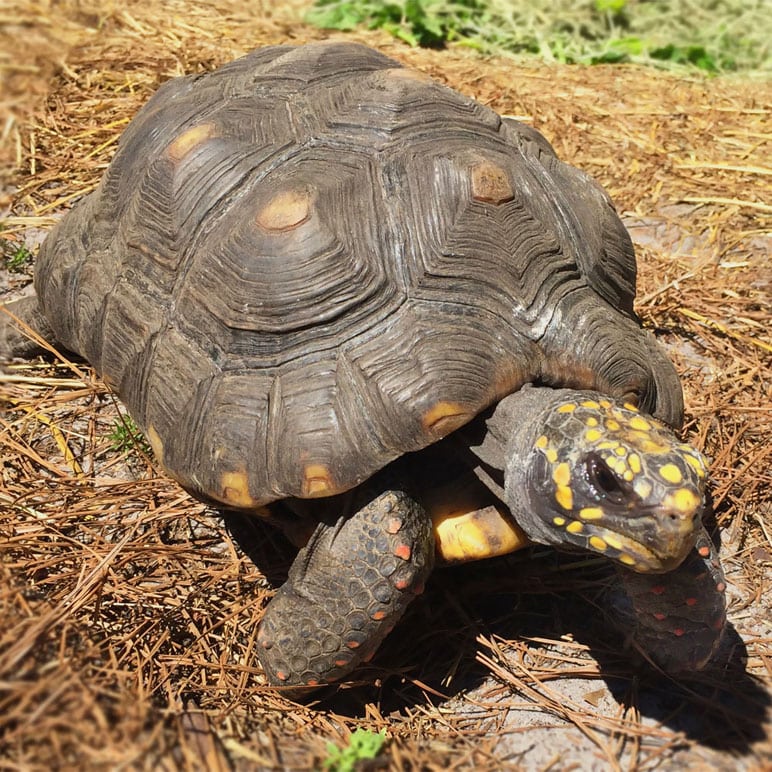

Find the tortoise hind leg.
xmin=615 ymin=525 xmax=726 ymax=672
xmin=1 ymin=294 xmax=56 ymax=360
xmin=256 ymin=489 xmax=434 ymax=696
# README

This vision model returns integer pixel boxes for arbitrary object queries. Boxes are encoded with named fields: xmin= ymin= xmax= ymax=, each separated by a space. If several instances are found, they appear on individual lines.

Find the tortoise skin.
xmin=31 ymin=42 xmax=682 ymax=510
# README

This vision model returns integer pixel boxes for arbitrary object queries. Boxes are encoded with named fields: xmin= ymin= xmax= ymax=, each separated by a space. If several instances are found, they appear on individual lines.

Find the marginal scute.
xmin=421 ymin=401 xmax=471 ymax=436
xmin=166 ymin=122 xmax=218 ymax=161
xmin=220 ymin=468 xmax=256 ymax=507
xmin=302 ymin=464 xmax=336 ymax=497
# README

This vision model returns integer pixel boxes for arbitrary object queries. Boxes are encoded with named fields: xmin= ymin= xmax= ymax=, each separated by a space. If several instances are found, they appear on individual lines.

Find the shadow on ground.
xmin=225 ymin=511 xmax=769 ymax=754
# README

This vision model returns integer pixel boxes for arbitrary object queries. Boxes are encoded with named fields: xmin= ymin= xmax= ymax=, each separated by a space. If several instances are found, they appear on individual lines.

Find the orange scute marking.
xmin=167 ymin=122 xmax=217 ymax=161
xmin=470 ymin=159 xmax=514 ymax=205
xmin=256 ymin=188 xmax=312 ymax=232
xmin=302 ymin=464 xmax=335 ymax=497
xmin=422 ymin=401 xmax=470 ymax=435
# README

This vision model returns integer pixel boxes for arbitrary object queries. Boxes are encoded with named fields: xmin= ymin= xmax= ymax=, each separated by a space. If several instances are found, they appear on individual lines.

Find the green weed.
xmin=3 ymin=242 xmax=33 ymax=273
xmin=306 ymin=0 xmax=771 ymax=74
xmin=322 ymin=728 xmax=386 ymax=772
xmin=108 ymin=415 xmax=151 ymax=455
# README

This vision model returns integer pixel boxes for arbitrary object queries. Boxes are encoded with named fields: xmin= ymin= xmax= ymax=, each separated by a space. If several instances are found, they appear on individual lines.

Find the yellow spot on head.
xmin=629 ymin=415 xmax=652 ymax=432
xmin=634 ymin=478 xmax=653 ymax=499
xmin=579 ymin=507 xmax=604 ymax=520
xmin=545 ymin=447 xmax=558 ymax=463
xmin=605 ymin=419 xmax=620 ymax=431
xmin=535 ymin=435 xmax=549 ymax=449
xmin=599 ymin=399 xmax=612 ymax=409
xmin=557 ymin=402 xmax=577 ymax=413
xmin=684 ymin=452 xmax=707 ymax=478
xmin=589 ymin=536 xmax=608 ymax=551
xmin=303 ymin=464 xmax=335 ymax=497
xmin=167 ymin=123 xmax=217 ymax=161
xmin=614 ymin=446 xmax=627 ymax=456
xmin=585 ymin=417 xmax=599 ymax=427
xmin=604 ymin=533 xmax=623 ymax=550
xmin=552 ymin=462 xmax=571 ymax=488
xmin=628 ymin=453 xmax=641 ymax=474
xmin=553 ymin=516 xmax=566 ymax=526
xmin=221 ymin=469 xmax=255 ymax=508
xmin=596 ymin=440 xmax=618 ymax=451
xmin=623 ymin=402 xmax=639 ymax=412
xmin=585 ymin=428 xmax=602 ymax=442
xmin=619 ymin=553 xmax=637 ymax=566
xmin=566 ymin=520 xmax=583 ymax=534
xmin=581 ymin=400 xmax=600 ymax=409
xmin=555 ymin=485 xmax=574 ymax=510
xmin=421 ymin=401 xmax=470 ymax=435
xmin=256 ymin=189 xmax=313 ymax=232
xmin=659 ymin=463 xmax=683 ymax=484
xmin=669 ymin=487 xmax=701 ymax=514
xmin=623 ymin=470 xmax=634 ymax=482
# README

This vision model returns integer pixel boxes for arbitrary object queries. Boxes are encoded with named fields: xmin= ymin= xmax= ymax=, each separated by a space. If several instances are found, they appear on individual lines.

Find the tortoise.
xmin=1 ymin=41 xmax=726 ymax=696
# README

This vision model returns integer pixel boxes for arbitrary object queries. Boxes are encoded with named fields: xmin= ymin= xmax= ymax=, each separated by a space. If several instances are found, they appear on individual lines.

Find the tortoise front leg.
xmin=615 ymin=525 xmax=726 ymax=672
xmin=256 ymin=489 xmax=434 ymax=696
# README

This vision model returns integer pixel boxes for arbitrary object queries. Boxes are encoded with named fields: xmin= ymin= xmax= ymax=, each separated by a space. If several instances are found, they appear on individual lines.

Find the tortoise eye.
xmin=585 ymin=453 xmax=626 ymax=503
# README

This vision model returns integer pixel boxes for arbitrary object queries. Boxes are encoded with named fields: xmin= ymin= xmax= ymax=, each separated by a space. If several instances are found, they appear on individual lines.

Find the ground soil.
xmin=1 ymin=2 xmax=770 ymax=769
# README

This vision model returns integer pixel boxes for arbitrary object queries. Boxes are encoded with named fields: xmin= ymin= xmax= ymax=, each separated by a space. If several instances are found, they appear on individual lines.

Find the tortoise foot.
xmin=616 ymin=525 xmax=726 ymax=672
xmin=256 ymin=489 xmax=434 ymax=697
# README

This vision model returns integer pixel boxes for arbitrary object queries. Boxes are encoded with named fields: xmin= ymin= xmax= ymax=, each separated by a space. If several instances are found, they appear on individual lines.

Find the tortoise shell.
xmin=34 ymin=41 xmax=659 ymax=509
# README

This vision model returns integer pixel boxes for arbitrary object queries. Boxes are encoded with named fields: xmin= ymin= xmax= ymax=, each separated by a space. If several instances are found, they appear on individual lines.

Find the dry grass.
xmin=1 ymin=1 xmax=770 ymax=769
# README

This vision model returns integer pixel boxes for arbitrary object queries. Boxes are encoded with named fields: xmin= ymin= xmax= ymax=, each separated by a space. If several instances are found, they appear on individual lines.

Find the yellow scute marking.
xmin=146 ymin=424 xmax=163 ymax=463
xmin=659 ymin=463 xmax=683 ymax=484
xmin=605 ymin=419 xmax=620 ymax=431
xmin=535 ymin=435 xmax=549 ymax=449
xmin=557 ymin=402 xmax=577 ymax=413
xmin=422 ymin=401 xmax=470 ymax=434
xmin=256 ymin=189 xmax=312 ymax=232
xmin=221 ymin=469 xmax=255 ymax=507
xmin=302 ymin=464 xmax=335 ymax=497
xmin=433 ymin=506 xmax=529 ymax=563
xmin=167 ymin=123 xmax=217 ymax=161
xmin=628 ymin=453 xmax=641 ymax=474
xmin=566 ymin=520 xmax=583 ymax=534
xmin=545 ymin=447 xmax=558 ymax=463
xmin=581 ymin=400 xmax=600 ymax=409
xmin=619 ymin=554 xmax=637 ymax=566
xmin=585 ymin=428 xmax=602 ymax=442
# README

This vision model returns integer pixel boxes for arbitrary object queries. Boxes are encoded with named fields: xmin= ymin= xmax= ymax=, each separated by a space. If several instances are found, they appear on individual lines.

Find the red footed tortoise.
xmin=1 ymin=42 xmax=726 ymax=696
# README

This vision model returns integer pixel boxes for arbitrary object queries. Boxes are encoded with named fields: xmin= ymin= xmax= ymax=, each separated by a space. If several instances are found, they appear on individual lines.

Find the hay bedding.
xmin=1 ymin=1 xmax=770 ymax=768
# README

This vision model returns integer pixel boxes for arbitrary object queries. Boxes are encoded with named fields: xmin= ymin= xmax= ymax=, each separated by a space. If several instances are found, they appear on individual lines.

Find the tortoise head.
xmin=503 ymin=390 xmax=709 ymax=572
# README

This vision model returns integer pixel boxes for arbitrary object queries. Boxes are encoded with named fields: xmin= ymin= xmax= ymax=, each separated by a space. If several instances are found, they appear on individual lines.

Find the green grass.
xmin=3 ymin=242 xmax=33 ymax=273
xmin=306 ymin=0 xmax=771 ymax=73
xmin=322 ymin=729 xmax=386 ymax=772
xmin=108 ymin=415 xmax=151 ymax=456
